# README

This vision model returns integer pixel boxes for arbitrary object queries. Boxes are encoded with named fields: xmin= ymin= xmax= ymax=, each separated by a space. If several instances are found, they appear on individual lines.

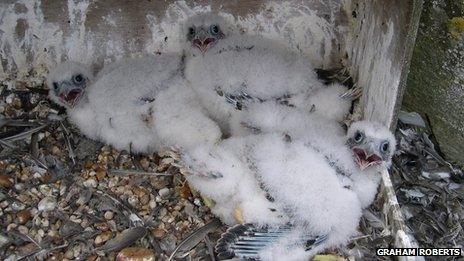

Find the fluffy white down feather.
xmin=230 ymin=100 xmax=345 ymax=140
xmin=184 ymin=117 xmax=396 ymax=259
xmin=184 ymin=13 xmax=353 ymax=135
xmin=184 ymin=131 xmax=362 ymax=258
xmin=232 ymin=103 xmax=396 ymax=209
xmin=184 ymin=136 xmax=286 ymax=226
xmin=48 ymin=55 xmax=221 ymax=153
xmin=185 ymin=33 xmax=324 ymax=134
xmin=302 ymin=83 xmax=352 ymax=122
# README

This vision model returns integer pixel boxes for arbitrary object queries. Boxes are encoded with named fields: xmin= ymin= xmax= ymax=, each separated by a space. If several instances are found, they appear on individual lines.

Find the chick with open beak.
xmin=188 ymin=24 xmax=224 ymax=53
xmin=346 ymin=120 xmax=396 ymax=171
xmin=47 ymin=62 xmax=92 ymax=109
xmin=184 ymin=12 xmax=227 ymax=55
xmin=54 ymin=75 xmax=87 ymax=108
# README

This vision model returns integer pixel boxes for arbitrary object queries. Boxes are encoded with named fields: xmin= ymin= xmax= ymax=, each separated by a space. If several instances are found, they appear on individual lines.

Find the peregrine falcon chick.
xmin=183 ymin=120 xmax=395 ymax=260
xmin=183 ymin=12 xmax=352 ymax=135
xmin=47 ymin=55 xmax=221 ymax=153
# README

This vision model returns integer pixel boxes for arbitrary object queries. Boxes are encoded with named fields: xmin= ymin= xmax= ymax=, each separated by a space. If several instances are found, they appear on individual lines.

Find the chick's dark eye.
xmin=380 ymin=141 xmax=390 ymax=153
xmin=354 ymin=131 xmax=364 ymax=143
xmin=53 ymin=82 xmax=59 ymax=90
xmin=188 ymin=27 xmax=195 ymax=36
xmin=210 ymin=25 xmax=219 ymax=35
xmin=73 ymin=74 xmax=84 ymax=84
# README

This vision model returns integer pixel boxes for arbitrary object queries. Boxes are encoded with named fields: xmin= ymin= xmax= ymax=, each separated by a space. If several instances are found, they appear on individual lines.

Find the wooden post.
xmin=348 ymin=0 xmax=423 ymax=130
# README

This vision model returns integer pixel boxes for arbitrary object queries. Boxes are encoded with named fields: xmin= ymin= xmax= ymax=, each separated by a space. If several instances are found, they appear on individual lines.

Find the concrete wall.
xmin=403 ymin=0 xmax=464 ymax=165
xmin=0 ymin=0 xmax=349 ymax=88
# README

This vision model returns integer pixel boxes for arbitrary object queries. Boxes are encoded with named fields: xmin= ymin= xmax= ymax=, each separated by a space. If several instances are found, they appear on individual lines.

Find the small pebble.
xmin=47 ymin=229 xmax=58 ymax=237
xmin=94 ymin=231 xmax=112 ymax=246
xmin=95 ymin=222 xmax=109 ymax=232
xmin=42 ymin=218 xmax=50 ymax=227
xmin=64 ymin=249 xmax=74 ymax=259
xmin=193 ymin=198 xmax=202 ymax=206
xmin=152 ymin=228 xmax=165 ymax=238
xmin=104 ymin=211 xmax=114 ymax=220
xmin=107 ymin=220 xmax=117 ymax=231
xmin=14 ymin=183 xmax=24 ymax=190
xmin=83 ymin=178 xmax=98 ymax=188
xmin=38 ymin=196 xmax=57 ymax=211
xmin=10 ymin=201 xmax=25 ymax=211
xmin=116 ymin=247 xmax=155 ymax=261
xmin=17 ymin=225 xmax=28 ymax=234
xmin=16 ymin=209 xmax=31 ymax=225
xmin=6 ymin=223 xmax=17 ymax=231
xmin=37 ymin=229 xmax=45 ymax=238
xmin=127 ymin=195 xmax=138 ymax=206
xmin=80 ymin=218 xmax=90 ymax=228
xmin=158 ymin=188 xmax=170 ymax=199
xmin=96 ymin=170 xmax=106 ymax=181
xmin=0 ymin=201 xmax=9 ymax=209
xmin=0 ymin=174 xmax=13 ymax=188
xmin=51 ymin=146 xmax=61 ymax=155
xmin=139 ymin=157 xmax=150 ymax=169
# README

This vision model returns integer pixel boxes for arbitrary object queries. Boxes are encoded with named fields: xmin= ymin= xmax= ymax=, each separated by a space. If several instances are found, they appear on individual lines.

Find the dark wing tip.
xmin=215 ymin=224 xmax=255 ymax=259
xmin=215 ymin=224 xmax=296 ymax=260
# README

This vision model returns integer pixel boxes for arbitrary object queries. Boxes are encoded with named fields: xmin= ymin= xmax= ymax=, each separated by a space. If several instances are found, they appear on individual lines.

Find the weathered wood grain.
xmin=347 ymin=0 xmax=423 ymax=129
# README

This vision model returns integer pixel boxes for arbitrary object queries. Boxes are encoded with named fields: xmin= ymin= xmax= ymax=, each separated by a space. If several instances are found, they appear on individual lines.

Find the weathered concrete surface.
xmin=403 ymin=0 xmax=464 ymax=166
xmin=0 ymin=0 xmax=349 ymax=87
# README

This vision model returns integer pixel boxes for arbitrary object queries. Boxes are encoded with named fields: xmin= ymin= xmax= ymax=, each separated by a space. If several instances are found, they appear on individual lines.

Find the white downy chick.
xmin=215 ymin=120 xmax=396 ymax=260
xmin=47 ymin=62 xmax=99 ymax=140
xmin=182 ymin=135 xmax=287 ymax=226
xmin=88 ymin=54 xmax=222 ymax=153
xmin=230 ymin=100 xmax=345 ymax=141
xmin=48 ymin=55 xmax=221 ymax=153
xmin=345 ymin=120 xmax=396 ymax=207
xmin=183 ymin=13 xmax=352 ymax=134
xmin=302 ymin=83 xmax=352 ymax=122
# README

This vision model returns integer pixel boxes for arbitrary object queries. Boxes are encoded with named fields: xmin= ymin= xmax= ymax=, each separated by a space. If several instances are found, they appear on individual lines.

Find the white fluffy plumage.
xmin=47 ymin=62 xmax=98 ymax=140
xmin=183 ymin=12 xmax=351 ymax=134
xmin=184 ymin=118 xmax=396 ymax=259
xmin=252 ymin=120 xmax=396 ymax=259
xmin=183 ymin=136 xmax=286 ymax=226
xmin=229 ymin=100 xmax=345 ymax=140
xmin=47 ymin=55 xmax=221 ymax=153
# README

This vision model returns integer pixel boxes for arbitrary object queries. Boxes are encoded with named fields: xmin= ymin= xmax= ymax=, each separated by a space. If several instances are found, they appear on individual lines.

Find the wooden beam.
xmin=348 ymin=0 xmax=423 ymax=129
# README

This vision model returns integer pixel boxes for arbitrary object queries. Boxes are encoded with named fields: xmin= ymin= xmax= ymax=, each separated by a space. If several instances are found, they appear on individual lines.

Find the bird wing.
xmin=221 ymin=87 xmax=295 ymax=111
xmin=215 ymin=224 xmax=327 ymax=260
xmin=224 ymin=89 xmax=262 ymax=110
